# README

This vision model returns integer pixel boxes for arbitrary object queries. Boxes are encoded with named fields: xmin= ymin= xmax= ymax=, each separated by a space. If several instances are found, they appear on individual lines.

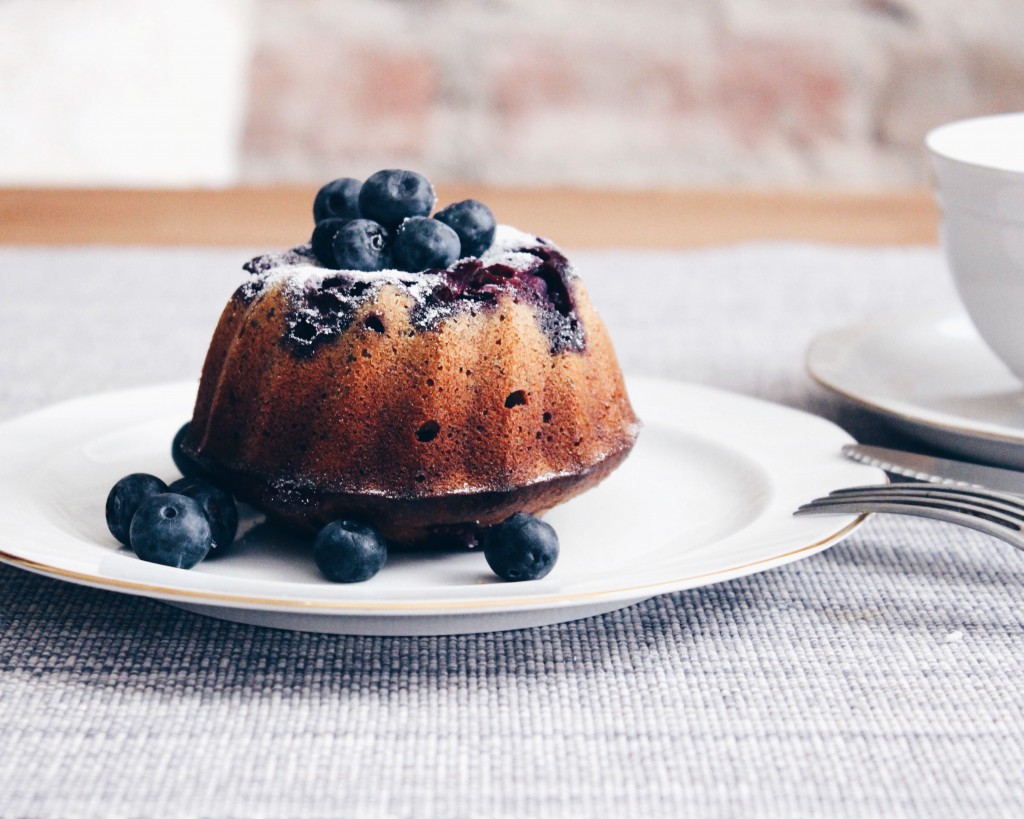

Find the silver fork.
xmin=794 ymin=481 xmax=1024 ymax=551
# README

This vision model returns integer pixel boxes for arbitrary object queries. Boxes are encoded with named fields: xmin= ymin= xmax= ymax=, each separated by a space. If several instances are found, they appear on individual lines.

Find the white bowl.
xmin=927 ymin=113 xmax=1024 ymax=381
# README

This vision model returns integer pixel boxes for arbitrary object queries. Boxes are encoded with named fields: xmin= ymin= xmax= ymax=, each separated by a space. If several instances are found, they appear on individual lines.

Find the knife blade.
xmin=842 ymin=443 xmax=1024 ymax=496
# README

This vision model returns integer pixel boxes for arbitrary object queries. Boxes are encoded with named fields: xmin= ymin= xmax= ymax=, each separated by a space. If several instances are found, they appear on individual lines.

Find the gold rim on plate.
xmin=0 ymin=517 xmax=863 ymax=613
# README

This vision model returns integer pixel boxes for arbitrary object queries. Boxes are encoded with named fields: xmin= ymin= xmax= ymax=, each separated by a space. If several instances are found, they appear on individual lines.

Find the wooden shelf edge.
xmin=0 ymin=187 xmax=939 ymax=247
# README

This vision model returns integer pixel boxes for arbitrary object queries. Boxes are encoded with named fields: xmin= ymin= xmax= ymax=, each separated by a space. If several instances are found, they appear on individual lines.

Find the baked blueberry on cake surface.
xmin=180 ymin=170 xmax=639 ymax=549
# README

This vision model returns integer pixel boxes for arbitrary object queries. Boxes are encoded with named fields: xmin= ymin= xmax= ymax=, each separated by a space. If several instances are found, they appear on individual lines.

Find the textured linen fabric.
xmin=1 ymin=244 xmax=1022 ymax=818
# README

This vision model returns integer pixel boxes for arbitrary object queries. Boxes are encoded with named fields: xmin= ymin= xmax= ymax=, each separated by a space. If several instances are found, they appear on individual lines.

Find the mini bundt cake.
xmin=182 ymin=178 xmax=638 ymax=548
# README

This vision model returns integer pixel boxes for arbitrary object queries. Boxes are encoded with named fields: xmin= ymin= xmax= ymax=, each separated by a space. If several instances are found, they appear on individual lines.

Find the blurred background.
xmin=3 ymin=0 xmax=1024 ymax=190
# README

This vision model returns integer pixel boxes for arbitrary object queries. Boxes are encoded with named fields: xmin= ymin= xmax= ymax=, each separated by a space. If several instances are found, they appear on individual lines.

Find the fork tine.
xmin=794 ymin=482 xmax=1024 ymax=551
xmin=795 ymin=499 xmax=1024 ymax=551
xmin=828 ymin=482 xmax=1024 ymax=518
xmin=798 ymin=494 xmax=1024 ymax=531
xmin=822 ymin=485 xmax=1024 ymax=523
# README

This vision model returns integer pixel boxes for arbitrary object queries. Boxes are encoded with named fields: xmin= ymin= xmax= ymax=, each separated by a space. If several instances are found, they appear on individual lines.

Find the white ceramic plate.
xmin=0 ymin=377 xmax=873 ymax=635
xmin=808 ymin=311 xmax=1024 ymax=469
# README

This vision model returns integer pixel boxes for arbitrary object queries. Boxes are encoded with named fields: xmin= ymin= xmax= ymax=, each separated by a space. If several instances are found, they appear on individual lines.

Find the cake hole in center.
xmin=363 ymin=314 xmax=385 ymax=333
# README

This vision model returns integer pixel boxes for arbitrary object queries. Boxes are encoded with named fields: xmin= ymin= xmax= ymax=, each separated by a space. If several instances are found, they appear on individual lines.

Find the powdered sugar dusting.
xmin=236 ymin=224 xmax=584 ymax=356
xmin=244 ymin=225 xmax=558 ymax=283
xmin=483 ymin=224 xmax=545 ymax=257
xmin=244 ymin=245 xmax=440 ymax=291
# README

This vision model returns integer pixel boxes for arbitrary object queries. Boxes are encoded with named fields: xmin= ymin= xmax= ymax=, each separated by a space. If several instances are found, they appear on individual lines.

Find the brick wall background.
xmin=3 ymin=0 xmax=1024 ymax=187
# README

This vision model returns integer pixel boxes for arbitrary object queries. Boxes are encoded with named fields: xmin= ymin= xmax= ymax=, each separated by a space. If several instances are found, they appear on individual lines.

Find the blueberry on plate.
xmin=105 ymin=473 xmax=168 ymax=546
xmin=393 ymin=216 xmax=460 ymax=272
xmin=171 ymin=421 xmax=208 ymax=480
xmin=483 ymin=512 xmax=559 ymax=581
xmin=129 ymin=493 xmax=213 ymax=569
xmin=358 ymin=169 xmax=436 ymax=228
xmin=434 ymin=199 xmax=496 ymax=258
xmin=313 ymin=177 xmax=362 ymax=223
xmin=311 ymin=218 xmax=349 ymax=268
xmin=168 ymin=478 xmax=239 ymax=554
xmin=167 ymin=476 xmax=200 ymax=494
xmin=313 ymin=519 xmax=387 ymax=583
xmin=332 ymin=218 xmax=391 ymax=271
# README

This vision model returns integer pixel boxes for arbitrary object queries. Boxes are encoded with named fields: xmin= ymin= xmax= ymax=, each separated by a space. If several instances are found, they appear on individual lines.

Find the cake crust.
xmin=185 ymin=228 xmax=639 ymax=546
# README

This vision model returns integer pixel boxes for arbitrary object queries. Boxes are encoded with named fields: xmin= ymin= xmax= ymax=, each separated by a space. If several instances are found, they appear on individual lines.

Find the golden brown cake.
xmin=182 ymin=225 xmax=638 ymax=546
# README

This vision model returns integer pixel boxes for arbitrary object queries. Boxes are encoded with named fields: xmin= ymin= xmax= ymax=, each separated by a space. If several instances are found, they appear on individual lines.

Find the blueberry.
xmin=171 ymin=421 xmax=208 ymax=480
xmin=483 ymin=512 xmax=559 ymax=581
xmin=168 ymin=478 xmax=238 ymax=553
xmin=167 ymin=476 xmax=199 ymax=494
xmin=433 ymin=199 xmax=496 ymax=258
xmin=358 ymin=169 xmax=435 ymax=228
xmin=313 ymin=519 xmax=387 ymax=583
xmin=105 ymin=473 xmax=168 ymax=546
xmin=313 ymin=177 xmax=362 ymax=223
xmin=129 ymin=493 xmax=213 ymax=569
xmin=311 ymin=218 xmax=349 ymax=267
xmin=332 ymin=219 xmax=391 ymax=271
xmin=393 ymin=217 xmax=460 ymax=272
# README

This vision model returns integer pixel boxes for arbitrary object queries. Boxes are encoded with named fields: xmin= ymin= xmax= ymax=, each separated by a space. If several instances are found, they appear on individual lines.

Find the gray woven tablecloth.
xmin=1 ymin=243 xmax=1022 ymax=818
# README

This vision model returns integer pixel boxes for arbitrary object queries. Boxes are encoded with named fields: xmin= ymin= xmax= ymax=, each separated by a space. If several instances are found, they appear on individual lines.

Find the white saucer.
xmin=808 ymin=311 xmax=1024 ymax=468
xmin=0 ymin=377 xmax=874 ymax=636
